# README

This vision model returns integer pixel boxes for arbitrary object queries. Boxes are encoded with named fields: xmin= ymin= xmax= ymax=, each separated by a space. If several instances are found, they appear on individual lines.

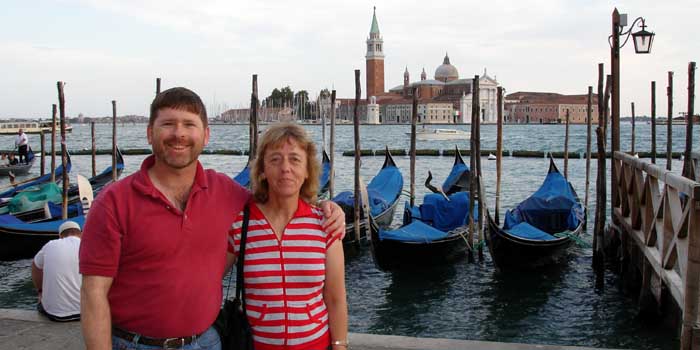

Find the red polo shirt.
xmin=79 ymin=155 xmax=250 ymax=338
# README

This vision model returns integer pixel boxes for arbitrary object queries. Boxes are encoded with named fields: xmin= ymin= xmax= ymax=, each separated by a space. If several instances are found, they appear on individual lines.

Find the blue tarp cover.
xmin=47 ymin=202 xmax=84 ymax=218
xmin=418 ymin=192 xmax=476 ymax=232
xmin=233 ymin=166 xmax=251 ymax=187
xmin=332 ymin=189 xmax=389 ymax=217
xmin=505 ymin=222 xmax=557 ymax=240
xmin=504 ymin=169 xmax=583 ymax=235
xmin=367 ymin=164 xmax=403 ymax=214
xmin=332 ymin=164 xmax=403 ymax=217
xmin=380 ymin=220 xmax=449 ymax=242
xmin=319 ymin=159 xmax=331 ymax=191
xmin=442 ymin=162 xmax=469 ymax=194
xmin=0 ymin=214 xmax=23 ymax=224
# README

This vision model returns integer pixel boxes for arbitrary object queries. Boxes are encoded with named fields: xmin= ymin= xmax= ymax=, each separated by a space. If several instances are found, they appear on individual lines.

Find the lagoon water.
xmin=0 ymin=123 xmax=696 ymax=349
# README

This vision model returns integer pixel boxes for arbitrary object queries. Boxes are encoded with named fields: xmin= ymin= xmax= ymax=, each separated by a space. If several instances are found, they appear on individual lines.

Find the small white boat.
xmin=488 ymin=153 xmax=497 ymax=160
xmin=406 ymin=128 xmax=470 ymax=141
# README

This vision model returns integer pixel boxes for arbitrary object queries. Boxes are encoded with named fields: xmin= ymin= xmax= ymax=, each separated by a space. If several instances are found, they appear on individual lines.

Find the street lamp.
xmin=608 ymin=8 xmax=654 ymax=214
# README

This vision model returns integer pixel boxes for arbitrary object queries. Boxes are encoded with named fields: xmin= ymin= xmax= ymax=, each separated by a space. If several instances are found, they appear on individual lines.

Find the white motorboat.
xmin=406 ymin=128 xmax=470 ymax=141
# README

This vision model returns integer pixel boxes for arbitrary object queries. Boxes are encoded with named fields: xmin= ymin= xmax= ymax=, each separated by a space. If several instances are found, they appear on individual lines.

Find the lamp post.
xmin=609 ymin=8 xmax=655 ymax=208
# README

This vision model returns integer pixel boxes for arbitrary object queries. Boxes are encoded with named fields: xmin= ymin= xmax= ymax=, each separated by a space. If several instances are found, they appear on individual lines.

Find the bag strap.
xmin=235 ymin=204 xmax=250 ymax=314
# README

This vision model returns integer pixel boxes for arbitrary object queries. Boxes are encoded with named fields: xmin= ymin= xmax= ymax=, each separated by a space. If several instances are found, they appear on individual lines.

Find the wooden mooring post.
xmin=51 ymin=104 xmax=57 ymax=182
xmin=682 ymin=62 xmax=696 ymax=181
xmin=584 ymin=87 xmax=592 ymax=225
xmin=630 ymin=102 xmax=636 ymax=155
xmin=495 ymin=87 xmax=504 ymax=225
xmin=651 ymin=81 xmax=657 ymax=164
xmin=57 ymin=82 xmax=68 ymax=220
xmin=467 ymin=76 xmax=477 ymax=263
xmin=111 ymin=101 xmax=117 ymax=182
xmin=474 ymin=76 xmax=484 ymax=262
xmin=156 ymin=78 xmax=161 ymax=95
xmin=410 ymin=88 xmax=418 ymax=208
xmin=352 ymin=70 xmax=362 ymax=243
xmin=564 ymin=109 xmax=570 ymax=179
xmin=667 ymin=72 xmax=674 ymax=171
xmin=91 ymin=121 xmax=96 ymax=177
xmin=39 ymin=130 xmax=45 ymax=177
xmin=329 ymin=90 xmax=336 ymax=199
xmin=250 ymin=75 xmax=259 ymax=162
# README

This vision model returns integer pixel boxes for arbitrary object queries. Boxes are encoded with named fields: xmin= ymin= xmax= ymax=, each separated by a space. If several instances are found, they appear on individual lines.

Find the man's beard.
xmin=152 ymin=137 xmax=202 ymax=169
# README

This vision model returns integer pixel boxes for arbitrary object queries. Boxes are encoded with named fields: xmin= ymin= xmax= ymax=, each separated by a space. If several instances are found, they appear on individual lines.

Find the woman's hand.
xmin=320 ymin=200 xmax=346 ymax=240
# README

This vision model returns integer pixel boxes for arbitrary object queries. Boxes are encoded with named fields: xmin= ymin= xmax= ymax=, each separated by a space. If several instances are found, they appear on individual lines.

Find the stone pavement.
xmin=0 ymin=309 xmax=624 ymax=350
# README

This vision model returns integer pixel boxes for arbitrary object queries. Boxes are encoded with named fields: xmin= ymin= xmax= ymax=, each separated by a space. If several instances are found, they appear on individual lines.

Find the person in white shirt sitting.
xmin=32 ymin=221 xmax=82 ymax=322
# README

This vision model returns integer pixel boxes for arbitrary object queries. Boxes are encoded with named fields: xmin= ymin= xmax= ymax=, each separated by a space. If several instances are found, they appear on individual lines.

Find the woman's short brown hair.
xmin=251 ymin=122 xmax=320 ymax=204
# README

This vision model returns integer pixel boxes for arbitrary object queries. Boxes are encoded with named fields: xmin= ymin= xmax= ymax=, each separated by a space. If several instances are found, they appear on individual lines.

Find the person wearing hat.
xmin=32 ymin=220 xmax=82 ymax=322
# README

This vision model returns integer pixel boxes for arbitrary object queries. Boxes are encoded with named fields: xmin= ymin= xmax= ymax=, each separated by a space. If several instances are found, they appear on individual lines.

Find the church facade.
xmin=338 ymin=8 xmax=503 ymax=124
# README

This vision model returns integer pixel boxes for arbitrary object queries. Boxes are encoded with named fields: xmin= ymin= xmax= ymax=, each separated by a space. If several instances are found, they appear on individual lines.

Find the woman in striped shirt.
xmin=226 ymin=122 xmax=348 ymax=350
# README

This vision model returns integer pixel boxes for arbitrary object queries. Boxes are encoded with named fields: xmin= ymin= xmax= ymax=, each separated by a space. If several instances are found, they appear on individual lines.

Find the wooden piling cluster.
xmin=592 ymin=63 xmax=607 ymax=275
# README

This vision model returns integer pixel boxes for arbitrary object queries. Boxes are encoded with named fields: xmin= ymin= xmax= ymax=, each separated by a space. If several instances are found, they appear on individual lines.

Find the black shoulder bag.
xmin=215 ymin=205 xmax=254 ymax=350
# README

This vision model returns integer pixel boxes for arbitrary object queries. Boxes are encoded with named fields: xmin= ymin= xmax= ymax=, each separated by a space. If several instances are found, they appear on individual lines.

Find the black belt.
xmin=112 ymin=327 xmax=203 ymax=348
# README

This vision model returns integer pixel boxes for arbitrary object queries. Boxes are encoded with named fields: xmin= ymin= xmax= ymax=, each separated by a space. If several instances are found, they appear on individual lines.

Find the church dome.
xmin=434 ymin=54 xmax=459 ymax=82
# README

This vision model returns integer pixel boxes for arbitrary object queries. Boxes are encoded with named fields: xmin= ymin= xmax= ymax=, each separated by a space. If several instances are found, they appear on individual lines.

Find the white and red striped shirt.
xmin=228 ymin=199 xmax=338 ymax=350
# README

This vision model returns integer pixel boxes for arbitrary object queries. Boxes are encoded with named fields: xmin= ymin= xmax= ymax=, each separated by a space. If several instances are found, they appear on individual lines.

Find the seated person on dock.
xmin=7 ymin=153 xmax=18 ymax=166
xmin=31 ymin=221 xmax=82 ymax=322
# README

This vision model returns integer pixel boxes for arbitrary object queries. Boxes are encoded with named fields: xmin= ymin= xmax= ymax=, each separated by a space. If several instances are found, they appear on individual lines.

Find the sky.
xmin=1 ymin=0 xmax=698 ymax=119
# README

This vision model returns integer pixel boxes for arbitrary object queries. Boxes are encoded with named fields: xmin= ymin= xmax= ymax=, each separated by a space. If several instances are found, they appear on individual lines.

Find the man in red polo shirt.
xmin=79 ymin=87 xmax=345 ymax=350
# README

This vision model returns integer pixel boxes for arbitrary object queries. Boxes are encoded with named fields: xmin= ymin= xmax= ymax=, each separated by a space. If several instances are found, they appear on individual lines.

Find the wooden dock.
xmin=607 ymin=150 xmax=700 ymax=349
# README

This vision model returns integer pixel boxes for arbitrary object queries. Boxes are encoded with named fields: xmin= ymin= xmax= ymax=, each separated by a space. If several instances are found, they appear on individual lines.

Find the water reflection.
xmin=479 ymin=263 xmax=569 ymax=341
xmin=371 ymin=265 xmax=457 ymax=335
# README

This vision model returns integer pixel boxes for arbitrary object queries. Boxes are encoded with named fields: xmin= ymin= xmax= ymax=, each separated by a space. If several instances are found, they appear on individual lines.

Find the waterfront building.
xmin=338 ymin=8 xmax=503 ymax=124
xmin=505 ymin=92 xmax=600 ymax=124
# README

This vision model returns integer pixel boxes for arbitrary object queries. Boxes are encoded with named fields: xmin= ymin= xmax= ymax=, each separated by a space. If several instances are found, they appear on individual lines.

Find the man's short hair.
xmin=149 ymin=87 xmax=208 ymax=128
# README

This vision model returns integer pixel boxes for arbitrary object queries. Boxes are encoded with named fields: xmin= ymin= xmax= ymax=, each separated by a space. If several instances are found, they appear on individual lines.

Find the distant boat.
xmin=405 ymin=127 xmax=470 ymax=141
xmin=0 ymin=121 xmax=73 ymax=135
xmin=0 ymin=147 xmax=36 ymax=176
xmin=488 ymin=153 xmax=497 ymax=160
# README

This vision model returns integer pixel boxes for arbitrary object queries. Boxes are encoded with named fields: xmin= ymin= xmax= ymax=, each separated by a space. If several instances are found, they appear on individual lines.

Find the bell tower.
xmin=365 ymin=7 xmax=384 ymax=100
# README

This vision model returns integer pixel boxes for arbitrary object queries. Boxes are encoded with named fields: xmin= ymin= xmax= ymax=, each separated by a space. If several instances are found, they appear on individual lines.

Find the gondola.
xmin=442 ymin=147 xmax=470 ymax=195
xmin=318 ymin=150 xmax=331 ymax=197
xmin=1 ymin=148 xmax=125 ymax=222
xmin=370 ymin=149 xmax=474 ymax=270
xmin=485 ymin=157 xmax=585 ymax=270
xmin=0 ymin=177 xmax=91 ymax=261
xmin=0 ymin=147 xmax=36 ymax=176
xmin=232 ymin=164 xmax=251 ymax=188
xmin=0 ymin=152 xmax=72 ymax=199
xmin=232 ymin=150 xmax=332 ymax=197
xmin=333 ymin=149 xmax=403 ymax=247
